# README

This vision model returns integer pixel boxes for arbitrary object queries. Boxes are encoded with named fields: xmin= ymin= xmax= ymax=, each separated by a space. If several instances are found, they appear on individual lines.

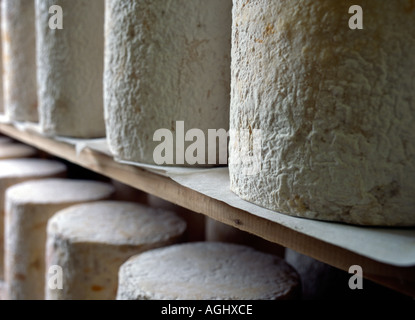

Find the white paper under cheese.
xmin=229 ymin=1 xmax=415 ymax=226
xmin=4 ymin=179 xmax=114 ymax=300
xmin=117 ymin=242 xmax=300 ymax=300
xmin=35 ymin=0 xmax=105 ymax=138
xmin=1 ymin=0 xmax=38 ymax=122
xmin=0 ymin=159 xmax=67 ymax=282
xmin=104 ymin=0 xmax=232 ymax=165
xmin=46 ymin=201 xmax=186 ymax=300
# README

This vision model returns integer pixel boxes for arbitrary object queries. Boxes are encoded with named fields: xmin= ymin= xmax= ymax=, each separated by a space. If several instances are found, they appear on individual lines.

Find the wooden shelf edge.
xmin=1 ymin=123 xmax=414 ymax=297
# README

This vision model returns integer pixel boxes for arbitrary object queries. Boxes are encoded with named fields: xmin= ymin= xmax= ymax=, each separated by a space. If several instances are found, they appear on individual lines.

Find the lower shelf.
xmin=0 ymin=122 xmax=414 ymax=297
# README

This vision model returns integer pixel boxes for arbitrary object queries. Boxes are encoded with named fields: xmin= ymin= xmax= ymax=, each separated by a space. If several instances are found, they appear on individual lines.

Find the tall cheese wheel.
xmin=5 ymin=179 xmax=114 ymax=300
xmin=230 ymin=1 xmax=415 ymax=226
xmin=36 ymin=0 xmax=105 ymax=138
xmin=104 ymin=0 xmax=232 ymax=166
xmin=1 ymin=0 xmax=38 ymax=122
xmin=0 ymin=159 xmax=66 ymax=289
xmin=46 ymin=201 xmax=186 ymax=300
xmin=117 ymin=242 xmax=300 ymax=300
xmin=0 ymin=143 xmax=38 ymax=160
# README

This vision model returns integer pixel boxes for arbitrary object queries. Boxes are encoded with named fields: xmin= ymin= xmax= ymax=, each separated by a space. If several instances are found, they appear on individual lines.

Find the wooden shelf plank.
xmin=1 ymin=122 xmax=414 ymax=297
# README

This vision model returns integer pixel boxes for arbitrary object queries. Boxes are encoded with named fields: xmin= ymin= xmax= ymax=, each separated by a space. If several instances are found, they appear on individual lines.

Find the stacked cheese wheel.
xmin=230 ymin=1 xmax=415 ymax=226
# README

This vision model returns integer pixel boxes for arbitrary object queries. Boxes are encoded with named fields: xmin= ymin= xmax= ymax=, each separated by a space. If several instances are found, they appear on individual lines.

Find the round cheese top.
xmin=6 ymin=178 xmax=114 ymax=204
xmin=0 ymin=159 xmax=66 ymax=179
xmin=117 ymin=242 xmax=300 ymax=300
xmin=48 ymin=201 xmax=187 ymax=246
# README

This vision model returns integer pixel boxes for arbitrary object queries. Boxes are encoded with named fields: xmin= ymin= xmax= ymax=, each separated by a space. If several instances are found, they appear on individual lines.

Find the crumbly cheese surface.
xmin=117 ymin=242 xmax=300 ymax=300
xmin=104 ymin=0 xmax=232 ymax=165
xmin=230 ymin=1 xmax=415 ymax=226
xmin=36 ymin=0 xmax=105 ymax=138
xmin=2 ymin=0 xmax=38 ymax=122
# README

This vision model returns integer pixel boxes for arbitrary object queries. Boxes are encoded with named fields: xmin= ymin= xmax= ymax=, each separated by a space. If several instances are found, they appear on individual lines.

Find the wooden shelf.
xmin=1 ymin=122 xmax=414 ymax=298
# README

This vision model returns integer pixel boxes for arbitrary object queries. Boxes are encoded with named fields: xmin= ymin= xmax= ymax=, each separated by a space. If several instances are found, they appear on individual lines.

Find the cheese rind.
xmin=36 ymin=0 xmax=105 ymax=138
xmin=46 ymin=201 xmax=186 ymax=300
xmin=0 ymin=159 xmax=67 ymax=282
xmin=4 ymin=179 xmax=114 ymax=300
xmin=104 ymin=0 xmax=232 ymax=165
xmin=230 ymin=1 xmax=415 ymax=226
xmin=2 ymin=0 xmax=38 ymax=122
xmin=117 ymin=242 xmax=300 ymax=300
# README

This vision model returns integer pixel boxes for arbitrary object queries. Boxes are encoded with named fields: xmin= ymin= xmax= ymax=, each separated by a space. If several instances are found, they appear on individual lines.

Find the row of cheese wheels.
xmin=1 ymin=1 xmax=414 ymax=227
xmin=0 ymin=137 xmax=301 ymax=300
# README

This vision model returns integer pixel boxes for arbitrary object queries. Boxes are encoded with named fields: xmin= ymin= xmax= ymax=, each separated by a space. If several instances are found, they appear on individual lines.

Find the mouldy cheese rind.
xmin=229 ymin=1 xmax=415 ymax=226
xmin=1 ymin=0 xmax=38 ymax=122
xmin=104 ymin=0 xmax=232 ymax=166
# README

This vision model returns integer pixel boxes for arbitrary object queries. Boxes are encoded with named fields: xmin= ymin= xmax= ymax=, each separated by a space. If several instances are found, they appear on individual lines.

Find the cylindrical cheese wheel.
xmin=5 ymin=178 xmax=114 ymax=300
xmin=46 ymin=201 xmax=187 ymax=300
xmin=104 ymin=0 xmax=232 ymax=166
xmin=230 ymin=1 xmax=415 ymax=226
xmin=0 ymin=159 xmax=67 ymax=283
xmin=0 ymin=143 xmax=38 ymax=160
xmin=1 ymin=0 xmax=38 ymax=122
xmin=36 ymin=0 xmax=105 ymax=138
xmin=117 ymin=242 xmax=300 ymax=300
